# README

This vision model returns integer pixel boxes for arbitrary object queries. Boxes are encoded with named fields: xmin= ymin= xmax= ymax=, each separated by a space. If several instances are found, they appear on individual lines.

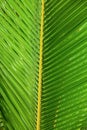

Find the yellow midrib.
xmin=36 ymin=0 xmax=44 ymax=130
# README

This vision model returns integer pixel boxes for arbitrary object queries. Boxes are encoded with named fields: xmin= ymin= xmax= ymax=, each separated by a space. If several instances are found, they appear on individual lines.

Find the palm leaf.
xmin=0 ymin=0 xmax=41 ymax=129
xmin=41 ymin=1 xmax=87 ymax=130
xmin=0 ymin=0 xmax=87 ymax=130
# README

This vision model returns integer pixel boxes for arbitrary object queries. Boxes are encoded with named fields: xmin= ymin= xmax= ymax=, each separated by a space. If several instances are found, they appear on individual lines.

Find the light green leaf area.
xmin=0 ymin=0 xmax=41 ymax=130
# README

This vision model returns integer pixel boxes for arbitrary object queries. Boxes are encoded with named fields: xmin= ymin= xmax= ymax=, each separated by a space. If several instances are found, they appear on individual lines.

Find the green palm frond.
xmin=41 ymin=1 xmax=87 ymax=130
xmin=0 ymin=0 xmax=87 ymax=130
xmin=0 ymin=0 xmax=41 ymax=129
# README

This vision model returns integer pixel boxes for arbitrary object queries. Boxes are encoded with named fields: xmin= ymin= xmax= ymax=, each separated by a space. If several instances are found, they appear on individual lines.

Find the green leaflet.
xmin=41 ymin=0 xmax=87 ymax=130
xmin=0 ymin=0 xmax=87 ymax=130
xmin=0 ymin=0 xmax=41 ymax=130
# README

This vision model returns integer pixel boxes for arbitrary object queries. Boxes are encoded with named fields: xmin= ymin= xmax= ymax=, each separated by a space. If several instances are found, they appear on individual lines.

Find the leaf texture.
xmin=0 ymin=0 xmax=87 ymax=130
xmin=41 ymin=0 xmax=87 ymax=130
xmin=0 ymin=0 xmax=41 ymax=130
